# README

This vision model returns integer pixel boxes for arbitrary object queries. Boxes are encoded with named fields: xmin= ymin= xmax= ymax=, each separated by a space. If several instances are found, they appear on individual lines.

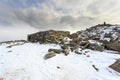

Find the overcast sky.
xmin=0 ymin=0 xmax=120 ymax=41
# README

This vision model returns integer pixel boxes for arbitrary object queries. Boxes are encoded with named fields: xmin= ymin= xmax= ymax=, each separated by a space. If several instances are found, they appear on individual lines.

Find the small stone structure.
xmin=27 ymin=30 xmax=70 ymax=43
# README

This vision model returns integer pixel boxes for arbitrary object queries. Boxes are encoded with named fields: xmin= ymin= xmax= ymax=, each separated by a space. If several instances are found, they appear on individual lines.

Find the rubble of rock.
xmin=74 ymin=48 xmax=82 ymax=54
xmin=109 ymin=59 xmax=120 ymax=73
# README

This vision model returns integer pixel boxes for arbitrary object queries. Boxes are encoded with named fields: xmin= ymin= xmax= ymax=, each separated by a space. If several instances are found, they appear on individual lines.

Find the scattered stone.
xmin=86 ymin=55 xmax=90 ymax=57
xmin=80 ymin=41 xmax=89 ymax=49
xmin=83 ymin=53 xmax=86 ymax=55
xmin=57 ymin=66 xmax=61 ymax=69
xmin=92 ymin=65 xmax=99 ymax=72
xmin=84 ymin=51 xmax=90 ymax=53
xmin=44 ymin=52 xmax=56 ymax=60
xmin=74 ymin=48 xmax=82 ymax=54
xmin=6 ymin=46 xmax=12 ymax=48
xmin=8 ymin=51 xmax=12 ymax=52
xmin=62 ymin=49 xmax=70 ymax=56
xmin=70 ymin=44 xmax=79 ymax=52
xmin=1 ymin=62 xmax=3 ymax=64
xmin=48 ymin=49 xmax=62 ymax=54
xmin=109 ymin=59 xmax=120 ymax=73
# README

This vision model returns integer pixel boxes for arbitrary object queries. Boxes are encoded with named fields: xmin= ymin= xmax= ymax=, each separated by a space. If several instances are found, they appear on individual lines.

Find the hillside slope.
xmin=0 ymin=42 xmax=120 ymax=80
xmin=76 ymin=24 xmax=120 ymax=42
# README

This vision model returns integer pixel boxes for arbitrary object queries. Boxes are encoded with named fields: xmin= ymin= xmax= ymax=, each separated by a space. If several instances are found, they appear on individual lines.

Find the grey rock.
xmin=62 ymin=49 xmax=70 ymax=56
xmin=48 ymin=49 xmax=62 ymax=54
xmin=44 ymin=52 xmax=56 ymax=60
xmin=109 ymin=59 xmax=120 ymax=73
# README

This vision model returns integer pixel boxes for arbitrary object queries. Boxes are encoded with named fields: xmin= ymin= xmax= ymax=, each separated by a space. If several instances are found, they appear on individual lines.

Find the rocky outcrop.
xmin=109 ymin=59 xmax=120 ymax=73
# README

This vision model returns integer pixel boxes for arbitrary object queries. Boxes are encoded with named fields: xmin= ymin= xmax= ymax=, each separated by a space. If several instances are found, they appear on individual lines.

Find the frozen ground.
xmin=0 ymin=42 xmax=120 ymax=80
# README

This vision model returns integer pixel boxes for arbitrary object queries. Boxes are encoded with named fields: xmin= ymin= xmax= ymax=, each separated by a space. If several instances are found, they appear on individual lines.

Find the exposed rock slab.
xmin=109 ymin=59 xmax=120 ymax=73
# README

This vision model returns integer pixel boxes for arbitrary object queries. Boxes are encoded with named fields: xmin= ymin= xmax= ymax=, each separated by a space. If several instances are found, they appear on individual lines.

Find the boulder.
xmin=48 ymin=49 xmax=62 ymax=54
xmin=88 ymin=43 xmax=104 ymax=52
xmin=79 ymin=40 xmax=104 ymax=51
xmin=79 ymin=41 xmax=90 ymax=49
xmin=70 ymin=44 xmax=79 ymax=52
xmin=99 ymin=40 xmax=109 ymax=45
xmin=44 ymin=52 xmax=56 ymax=60
xmin=61 ymin=45 xmax=69 ymax=49
xmin=69 ymin=38 xmax=80 ymax=51
xmin=106 ymin=38 xmax=120 ymax=52
xmin=109 ymin=59 xmax=120 ymax=73
xmin=0 ymin=77 xmax=4 ymax=80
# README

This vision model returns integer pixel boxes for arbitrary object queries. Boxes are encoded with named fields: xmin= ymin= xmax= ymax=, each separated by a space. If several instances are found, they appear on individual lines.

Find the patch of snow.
xmin=88 ymin=40 xmax=103 ymax=45
xmin=112 ymin=32 xmax=118 ymax=40
xmin=63 ymin=37 xmax=72 ymax=44
xmin=0 ymin=42 xmax=120 ymax=80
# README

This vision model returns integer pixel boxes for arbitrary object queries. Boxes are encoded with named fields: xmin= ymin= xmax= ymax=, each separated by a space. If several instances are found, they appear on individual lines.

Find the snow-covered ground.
xmin=0 ymin=42 xmax=120 ymax=80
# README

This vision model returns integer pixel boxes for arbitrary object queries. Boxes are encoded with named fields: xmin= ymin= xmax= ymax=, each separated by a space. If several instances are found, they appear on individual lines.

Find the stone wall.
xmin=27 ymin=30 xmax=70 ymax=43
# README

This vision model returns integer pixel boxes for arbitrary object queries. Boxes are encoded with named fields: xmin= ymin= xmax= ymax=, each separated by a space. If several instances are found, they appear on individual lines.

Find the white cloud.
xmin=0 ymin=0 xmax=120 ymax=41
